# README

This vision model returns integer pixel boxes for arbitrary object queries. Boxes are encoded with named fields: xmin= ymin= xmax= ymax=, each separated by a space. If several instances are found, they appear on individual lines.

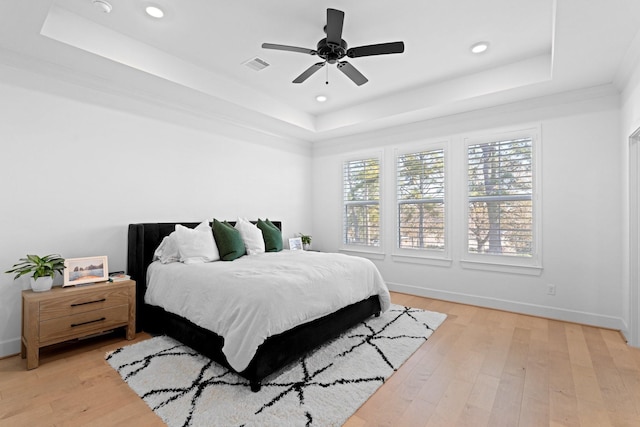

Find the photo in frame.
xmin=63 ymin=255 xmax=109 ymax=287
xmin=288 ymin=237 xmax=303 ymax=251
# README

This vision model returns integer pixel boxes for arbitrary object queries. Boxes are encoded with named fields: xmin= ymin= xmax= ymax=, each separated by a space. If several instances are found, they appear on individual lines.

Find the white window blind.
xmin=343 ymin=158 xmax=380 ymax=247
xmin=397 ymin=149 xmax=445 ymax=250
xmin=467 ymin=137 xmax=533 ymax=256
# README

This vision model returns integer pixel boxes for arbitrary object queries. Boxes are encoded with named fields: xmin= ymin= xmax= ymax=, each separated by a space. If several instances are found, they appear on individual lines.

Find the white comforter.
xmin=145 ymin=250 xmax=391 ymax=372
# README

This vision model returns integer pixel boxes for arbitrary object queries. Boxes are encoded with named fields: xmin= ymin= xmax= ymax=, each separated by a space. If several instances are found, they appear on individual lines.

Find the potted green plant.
xmin=298 ymin=233 xmax=312 ymax=250
xmin=5 ymin=254 xmax=65 ymax=292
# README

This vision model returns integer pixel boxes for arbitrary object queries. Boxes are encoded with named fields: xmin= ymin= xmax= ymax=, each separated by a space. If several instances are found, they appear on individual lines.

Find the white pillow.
xmin=153 ymin=232 xmax=181 ymax=264
xmin=175 ymin=221 xmax=220 ymax=264
xmin=235 ymin=217 xmax=265 ymax=255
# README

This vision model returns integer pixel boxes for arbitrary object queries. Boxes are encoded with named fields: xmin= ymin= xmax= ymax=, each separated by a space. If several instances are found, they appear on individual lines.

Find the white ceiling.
xmin=1 ymin=0 xmax=639 ymax=142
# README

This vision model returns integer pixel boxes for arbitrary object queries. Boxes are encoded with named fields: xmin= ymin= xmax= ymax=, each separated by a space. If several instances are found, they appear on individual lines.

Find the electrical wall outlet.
xmin=547 ymin=284 xmax=556 ymax=295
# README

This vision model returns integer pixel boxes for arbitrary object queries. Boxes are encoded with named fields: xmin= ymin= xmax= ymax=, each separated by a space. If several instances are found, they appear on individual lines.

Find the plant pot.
xmin=30 ymin=276 xmax=53 ymax=292
xmin=303 ymin=243 xmax=311 ymax=251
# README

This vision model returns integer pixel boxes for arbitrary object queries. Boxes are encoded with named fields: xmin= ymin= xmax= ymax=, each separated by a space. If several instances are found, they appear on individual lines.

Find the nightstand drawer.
xmin=39 ymin=304 xmax=129 ymax=345
xmin=39 ymin=287 xmax=130 ymax=321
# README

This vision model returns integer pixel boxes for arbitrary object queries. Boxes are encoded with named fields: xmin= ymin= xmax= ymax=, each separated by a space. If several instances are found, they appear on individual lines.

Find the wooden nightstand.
xmin=21 ymin=279 xmax=136 ymax=369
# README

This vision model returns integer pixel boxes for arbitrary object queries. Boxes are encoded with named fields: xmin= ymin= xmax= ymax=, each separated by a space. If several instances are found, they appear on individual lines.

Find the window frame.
xmin=461 ymin=127 xmax=542 ymax=275
xmin=340 ymin=151 xmax=385 ymax=258
xmin=392 ymin=141 xmax=452 ymax=266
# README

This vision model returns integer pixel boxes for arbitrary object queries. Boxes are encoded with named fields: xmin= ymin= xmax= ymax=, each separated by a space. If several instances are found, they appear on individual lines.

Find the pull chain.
xmin=326 ymin=62 xmax=329 ymax=85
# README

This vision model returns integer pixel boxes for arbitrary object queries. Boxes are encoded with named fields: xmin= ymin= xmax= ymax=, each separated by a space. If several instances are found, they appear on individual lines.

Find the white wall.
xmin=0 ymin=72 xmax=312 ymax=357
xmin=312 ymin=86 xmax=624 ymax=329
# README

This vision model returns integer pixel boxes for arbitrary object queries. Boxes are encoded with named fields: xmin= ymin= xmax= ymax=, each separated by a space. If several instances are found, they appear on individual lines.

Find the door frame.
xmin=629 ymin=126 xmax=640 ymax=347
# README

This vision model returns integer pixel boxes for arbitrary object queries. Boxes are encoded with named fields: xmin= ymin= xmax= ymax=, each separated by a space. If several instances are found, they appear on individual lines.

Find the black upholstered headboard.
xmin=127 ymin=221 xmax=281 ymax=331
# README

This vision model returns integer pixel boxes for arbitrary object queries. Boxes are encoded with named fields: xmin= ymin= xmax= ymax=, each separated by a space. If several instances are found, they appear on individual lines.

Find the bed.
xmin=127 ymin=221 xmax=390 ymax=391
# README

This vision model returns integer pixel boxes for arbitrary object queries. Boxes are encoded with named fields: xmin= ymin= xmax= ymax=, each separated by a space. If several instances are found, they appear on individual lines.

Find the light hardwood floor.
xmin=1 ymin=292 xmax=640 ymax=426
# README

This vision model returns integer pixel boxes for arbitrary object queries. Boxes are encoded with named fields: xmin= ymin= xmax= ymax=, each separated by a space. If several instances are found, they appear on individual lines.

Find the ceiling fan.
xmin=262 ymin=8 xmax=405 ymax=86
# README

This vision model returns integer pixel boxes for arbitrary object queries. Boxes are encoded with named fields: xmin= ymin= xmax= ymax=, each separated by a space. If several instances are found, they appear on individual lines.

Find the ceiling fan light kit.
xmin=262 ymin=8 xmax=405 ymax=86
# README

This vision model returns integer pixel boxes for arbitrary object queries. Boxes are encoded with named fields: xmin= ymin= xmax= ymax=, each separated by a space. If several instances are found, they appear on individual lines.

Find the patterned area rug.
xmin=106 ymin=304 xmax=446 ymax=427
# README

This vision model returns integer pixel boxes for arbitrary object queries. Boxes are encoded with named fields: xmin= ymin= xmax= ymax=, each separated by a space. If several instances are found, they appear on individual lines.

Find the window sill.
xmin=338 ymin=248 xmax=386 ymax=260
xmin=392 ymin=253 xmax=452 ymax=267
xmin=460 ymin=259 xmax=543 ymax=276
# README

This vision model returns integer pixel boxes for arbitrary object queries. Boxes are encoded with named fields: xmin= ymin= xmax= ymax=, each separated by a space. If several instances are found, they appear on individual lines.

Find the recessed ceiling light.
xmin=92 ymin=0 xmax=112 ymax=14
xmin=471 ymin=42 xmax=489 ymax=54
xmin=145 ymin=6 xmax=164 ymax=18
xmin=316 ymin=95 xmax=328 ymax=103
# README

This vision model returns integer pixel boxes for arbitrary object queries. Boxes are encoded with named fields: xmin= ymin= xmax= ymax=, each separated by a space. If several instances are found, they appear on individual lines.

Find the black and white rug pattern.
xmin=106 ymin=304 xmax=446 ymax=427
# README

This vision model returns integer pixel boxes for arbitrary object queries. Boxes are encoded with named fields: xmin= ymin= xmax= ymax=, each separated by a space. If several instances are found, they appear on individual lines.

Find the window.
xmin=343 ymin=157 xmax=380 ymax=247
xmin=396 ymin=148 xmax=445 ymax=251
xmin=466 ymin=136 xmax=534 ymax=258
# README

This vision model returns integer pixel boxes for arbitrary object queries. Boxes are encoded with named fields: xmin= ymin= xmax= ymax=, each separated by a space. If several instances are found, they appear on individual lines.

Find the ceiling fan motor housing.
xmin=317 ymin=38 xmax=348 ymax=64
xmin=261 ymin=8 xmax=404 ymax=85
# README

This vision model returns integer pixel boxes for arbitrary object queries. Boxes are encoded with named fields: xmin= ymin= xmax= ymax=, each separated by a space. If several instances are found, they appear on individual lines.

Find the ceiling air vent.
xmin=243 ymin=57 xmax=270 ymax=71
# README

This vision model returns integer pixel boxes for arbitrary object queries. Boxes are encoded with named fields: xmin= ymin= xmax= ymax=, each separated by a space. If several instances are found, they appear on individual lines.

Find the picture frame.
xmin=288 ymin=237 xmax=303 ymax=251
xmin=63 ymin=255 xmax=109 ymax=287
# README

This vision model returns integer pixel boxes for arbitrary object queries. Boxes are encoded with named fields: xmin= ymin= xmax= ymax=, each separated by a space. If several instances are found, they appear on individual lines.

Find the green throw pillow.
xmin=212 ymin=219 xmax=246 ymax=261
xmin=257 ymin=218 xmax=283 ymax=252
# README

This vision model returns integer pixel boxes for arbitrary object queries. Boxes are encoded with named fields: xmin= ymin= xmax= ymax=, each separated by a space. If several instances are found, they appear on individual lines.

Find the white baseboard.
xmin=0 ymin=284 xmax=627 ymax=357
xmin=0 ymin=337 xmax=21 ymax=359
xmin=388 ymin=282 xmax=625 ymax=331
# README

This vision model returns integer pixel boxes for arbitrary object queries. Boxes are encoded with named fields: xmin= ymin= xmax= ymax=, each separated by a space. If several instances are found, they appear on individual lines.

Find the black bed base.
xmin=144 ymin=295 xmax=381 ymax=391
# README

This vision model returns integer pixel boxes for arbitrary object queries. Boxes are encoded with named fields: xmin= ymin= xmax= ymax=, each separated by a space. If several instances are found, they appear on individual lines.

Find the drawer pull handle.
xmin=71 ymin=298 xmax=106 ymax=307
xmin=71 ymin=317 xmax=106 ymax=327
